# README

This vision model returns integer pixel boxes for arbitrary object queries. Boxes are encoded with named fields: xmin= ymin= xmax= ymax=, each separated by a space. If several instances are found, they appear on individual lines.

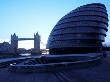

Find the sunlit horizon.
xmin=18 ymin=40 xmax=46 ymax=49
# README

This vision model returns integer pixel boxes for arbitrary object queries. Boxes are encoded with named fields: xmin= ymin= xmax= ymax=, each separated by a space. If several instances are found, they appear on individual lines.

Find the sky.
xmin=0 ymin=0 xmax=110 ymax=49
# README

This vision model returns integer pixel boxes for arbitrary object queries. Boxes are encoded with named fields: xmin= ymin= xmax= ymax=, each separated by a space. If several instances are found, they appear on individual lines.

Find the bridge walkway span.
xmin=18 ymin=38 xmax=34 ymax=40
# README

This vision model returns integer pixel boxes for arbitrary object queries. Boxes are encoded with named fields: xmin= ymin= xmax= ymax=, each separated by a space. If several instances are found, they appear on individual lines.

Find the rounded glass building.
xmin=47 ymin=3 xmax=108 ymax=54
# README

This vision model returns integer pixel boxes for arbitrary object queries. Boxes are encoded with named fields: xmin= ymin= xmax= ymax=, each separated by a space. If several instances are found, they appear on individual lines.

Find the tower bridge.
xmin=11 ymin=33 xmax=40 ymax=53
xmin=18 ymin=38 xmax=34 ymax=40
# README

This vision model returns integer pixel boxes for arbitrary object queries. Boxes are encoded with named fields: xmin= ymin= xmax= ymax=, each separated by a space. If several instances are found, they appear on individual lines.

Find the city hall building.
xmin=47 ymin=3 xmax=108 ymax=54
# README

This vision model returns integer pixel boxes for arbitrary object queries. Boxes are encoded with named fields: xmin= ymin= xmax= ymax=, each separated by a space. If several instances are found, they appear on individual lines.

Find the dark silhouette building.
xmin=47 ymin=3 xmax=108 ymax=54
xmin=11 ymin=33 xmax=40 ymax=53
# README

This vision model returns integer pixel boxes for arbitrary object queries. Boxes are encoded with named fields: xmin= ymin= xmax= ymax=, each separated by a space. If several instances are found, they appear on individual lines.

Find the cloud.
xmin=18 ymin=40 xmax=46 ymax=49
xmin=18 ymin=41 xmax=34 ymax=49
xmin=0 ymin=39 xmax=10 ymax=43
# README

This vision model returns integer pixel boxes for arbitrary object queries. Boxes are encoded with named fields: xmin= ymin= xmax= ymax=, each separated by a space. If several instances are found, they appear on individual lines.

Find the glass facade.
xmin=47 ymin=3 xmax=108 ymax=54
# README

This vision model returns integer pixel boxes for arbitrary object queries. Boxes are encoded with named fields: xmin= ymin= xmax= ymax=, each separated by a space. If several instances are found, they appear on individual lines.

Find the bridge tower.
xmin=34 ymin=32 xmax=40 ymax=51
xmin=11 ymin=33 xmax=18 ymax=53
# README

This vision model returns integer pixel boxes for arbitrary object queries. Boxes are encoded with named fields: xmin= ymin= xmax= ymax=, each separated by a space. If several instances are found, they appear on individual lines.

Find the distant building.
xmin=0 ymin=32 xmax=41 ymax=54
xmin=0 ymin=42 xmax=12 ymax=53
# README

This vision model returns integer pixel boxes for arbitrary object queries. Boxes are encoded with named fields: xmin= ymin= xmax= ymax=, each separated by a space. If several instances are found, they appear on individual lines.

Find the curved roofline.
xmin=79 ymin=3 xmax=106 ymax=9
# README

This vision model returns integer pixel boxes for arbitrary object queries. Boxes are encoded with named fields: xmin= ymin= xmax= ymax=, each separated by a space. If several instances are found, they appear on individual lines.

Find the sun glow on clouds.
xmin=0 ymin=39 xmax=10 ymax=43
xmin=18 ymin=41 xmax=34 ymax=49
xmin=18 ymin=40 xmax=46 ymax=49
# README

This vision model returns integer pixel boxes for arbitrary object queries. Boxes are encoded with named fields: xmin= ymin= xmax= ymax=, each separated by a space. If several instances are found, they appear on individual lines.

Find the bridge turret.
xmin=11 ymin=33 xmax=18 ymax=53
xmin=34 ymin=32 xmax=40 ymax=53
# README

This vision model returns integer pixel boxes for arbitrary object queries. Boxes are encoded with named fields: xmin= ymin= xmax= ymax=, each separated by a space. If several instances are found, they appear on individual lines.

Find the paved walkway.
xmin=0 ymin=52 xmax=110 ymax=82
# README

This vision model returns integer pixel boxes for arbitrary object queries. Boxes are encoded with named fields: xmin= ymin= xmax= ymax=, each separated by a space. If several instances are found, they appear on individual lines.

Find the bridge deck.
xmin=18 ymin=38 xmax=34 ymax=40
